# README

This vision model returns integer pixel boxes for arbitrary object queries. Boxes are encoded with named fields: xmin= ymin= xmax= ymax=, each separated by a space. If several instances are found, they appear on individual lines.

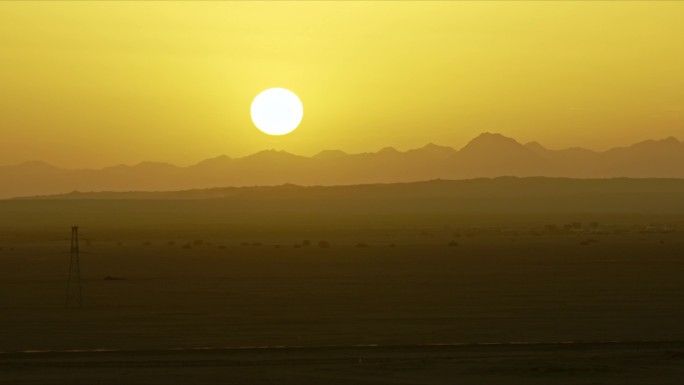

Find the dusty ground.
xmin=1 ymin=227 xmax=684 ymax=383
xmin=2 ymin=342 xmax=684 ymax=385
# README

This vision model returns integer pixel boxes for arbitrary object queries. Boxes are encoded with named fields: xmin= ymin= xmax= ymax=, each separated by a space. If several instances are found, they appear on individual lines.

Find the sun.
xmin=250 ymin=88 xmax=303 ymax=136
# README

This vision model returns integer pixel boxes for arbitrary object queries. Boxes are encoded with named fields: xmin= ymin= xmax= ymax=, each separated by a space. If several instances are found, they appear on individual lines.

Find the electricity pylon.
xmin=66 ymin=226 xmax=82 ymax=308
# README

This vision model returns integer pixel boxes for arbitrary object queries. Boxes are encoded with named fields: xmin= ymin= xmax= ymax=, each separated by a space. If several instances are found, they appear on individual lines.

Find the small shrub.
xmin=318 ymin=240 xmax=330 ymax=248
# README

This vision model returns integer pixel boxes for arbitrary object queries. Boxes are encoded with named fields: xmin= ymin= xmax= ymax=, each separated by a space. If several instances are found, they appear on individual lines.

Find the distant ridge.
xmin=16 ymin=178 xmax=684 ymax=224
xmin=2 ymin=133 xmax=684 ymax=199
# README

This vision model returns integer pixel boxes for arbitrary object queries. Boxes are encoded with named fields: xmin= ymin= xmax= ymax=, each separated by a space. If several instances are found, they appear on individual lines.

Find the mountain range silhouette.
xmin=2 ymin=132 xmax=683 ymax=198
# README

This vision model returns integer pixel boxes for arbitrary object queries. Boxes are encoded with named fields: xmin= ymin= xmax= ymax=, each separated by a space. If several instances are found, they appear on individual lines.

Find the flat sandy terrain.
xmin=3 ymin=341 xmax=684 ymax=385
xmin=2 ymin=181 xmax=684 ymax=383
xmin=2 ymin=227 xmax=684 ymax=384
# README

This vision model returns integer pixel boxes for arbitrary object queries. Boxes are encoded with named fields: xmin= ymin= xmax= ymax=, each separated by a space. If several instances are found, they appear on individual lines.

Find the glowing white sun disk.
xmin=250 ymin=88 xmax=303 ymax=135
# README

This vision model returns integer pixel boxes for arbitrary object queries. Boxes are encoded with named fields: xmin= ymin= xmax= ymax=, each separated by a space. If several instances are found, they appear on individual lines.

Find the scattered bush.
xmin=448 ymin=241 xmax=459 ymax=247
xmin=355 ymin=243 xmax=369 ymax=248
xmin=318 ymin=240 xmax=330 ymax=248
xmin=302 ymin=240 xmax=311 ymax=247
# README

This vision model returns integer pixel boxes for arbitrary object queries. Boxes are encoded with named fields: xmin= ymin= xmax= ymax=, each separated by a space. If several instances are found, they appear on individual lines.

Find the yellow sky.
xmin=1 ymin=1 xmax=683 ymax=168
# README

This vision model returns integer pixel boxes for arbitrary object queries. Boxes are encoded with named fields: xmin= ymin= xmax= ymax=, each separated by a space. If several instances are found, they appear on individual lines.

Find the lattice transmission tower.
xmin=66 ymin=226 xmax=82 ymax=308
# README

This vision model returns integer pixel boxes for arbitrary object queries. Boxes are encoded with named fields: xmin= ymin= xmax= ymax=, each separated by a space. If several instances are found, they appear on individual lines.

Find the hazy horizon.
xmin=1 ymin=131 xmax=682 ymax=169
xmin=3 ymin=132 xmax=684 ymax=199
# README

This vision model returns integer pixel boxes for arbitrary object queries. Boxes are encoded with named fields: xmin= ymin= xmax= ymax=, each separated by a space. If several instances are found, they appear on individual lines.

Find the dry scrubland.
xmin=1 ymin=178 xmax=684 ymax=384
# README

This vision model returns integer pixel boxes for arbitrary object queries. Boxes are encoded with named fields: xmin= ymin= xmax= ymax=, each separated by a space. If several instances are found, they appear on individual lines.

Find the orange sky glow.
xmin=1 ymin=1 xmax=683 ymax=168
